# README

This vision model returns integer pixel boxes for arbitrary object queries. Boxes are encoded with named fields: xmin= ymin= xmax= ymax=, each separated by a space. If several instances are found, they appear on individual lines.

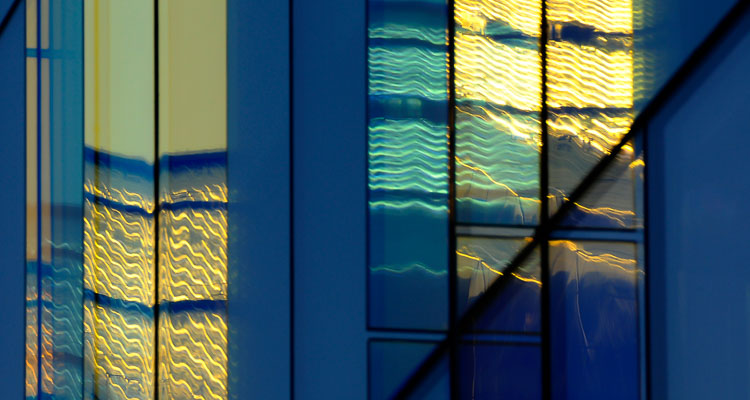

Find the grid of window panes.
xmin=367 ymin=0 xmax=644 ymax=398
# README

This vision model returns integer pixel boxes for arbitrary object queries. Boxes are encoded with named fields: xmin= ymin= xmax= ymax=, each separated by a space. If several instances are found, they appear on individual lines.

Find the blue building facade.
xmin=1 ymin=0 xmax=750 ymax=399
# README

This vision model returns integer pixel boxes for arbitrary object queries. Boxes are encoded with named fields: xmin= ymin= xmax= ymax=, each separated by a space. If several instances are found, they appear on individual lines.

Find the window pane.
xmin=458 ymin=342 xmax=541 ymax=399
xmin=368 ymin=0 xmax=449 ymax=330
xmin=455 ymin=0 xmax=542 ymax=226
xmin=549 ymin=240 xmax=639 ymax=399
xmin=457 ymin=236 xmax=540 ymax=333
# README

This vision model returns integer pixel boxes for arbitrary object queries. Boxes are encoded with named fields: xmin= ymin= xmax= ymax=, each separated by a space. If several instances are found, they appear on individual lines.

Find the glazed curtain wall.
xmin=366 ymin=0 xmax=645 ymax=398
xmin=25 ymin=1 xmax=228 ymax=399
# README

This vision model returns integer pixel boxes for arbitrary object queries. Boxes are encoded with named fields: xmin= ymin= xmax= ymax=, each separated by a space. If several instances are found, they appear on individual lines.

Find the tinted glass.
xmin=368 ymin=0 xmax=450 ymax=330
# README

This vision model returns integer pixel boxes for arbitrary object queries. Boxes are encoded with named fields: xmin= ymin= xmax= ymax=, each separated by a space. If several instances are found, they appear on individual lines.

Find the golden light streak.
xmin=455 ymin=33 xmax=542 ymax=111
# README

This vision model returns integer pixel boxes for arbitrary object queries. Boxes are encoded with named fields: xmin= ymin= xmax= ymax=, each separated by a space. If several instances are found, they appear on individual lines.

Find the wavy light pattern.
xmin=547 ymin=41 xmax=633 ymax=109
xmin=81 ymin=153 xmax=228 ymax=400
xmin=368 ymin=25 xmax=446 ymax=45
xmin=369 ymin=46 xmax=448 ymax=101
xmin=455 ymin=104 xmax=541 ymax=224
xmin=369 ymin=118 xmax=449 ymax=195
xmin=455 ymin=33 xmax=542 ymax=111
xmin=455 ymin=0 xmax=542 ymax=36
xmin=159 ymin=160 xmax=228 ymax=400
xmin=547 ymin=0 xmax=633 ymax=33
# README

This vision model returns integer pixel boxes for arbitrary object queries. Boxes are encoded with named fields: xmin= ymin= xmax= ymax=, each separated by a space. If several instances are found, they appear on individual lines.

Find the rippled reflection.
xmin=455 ymin=0 xmax=542 ymax=226
xmin=368 ymin=0 xmax=450 ymax=330
xmin=547 ymin=0 xmax=639 ymax=228
xmin=158 ymin=154 xmax=228 ymax=400
xmin=82 ymin=150 xmax=227 ymax=399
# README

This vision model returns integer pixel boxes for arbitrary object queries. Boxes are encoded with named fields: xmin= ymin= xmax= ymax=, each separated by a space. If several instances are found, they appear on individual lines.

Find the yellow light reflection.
xmin=455 ymin=0 xmax=542 ymax=36
xmin=547 ymin=0 xmax=633 ymax=33
xmin=455 ymin=33 xmax=542 ymax=111
xmin=547 ymin=41 xmax=633 ymax=109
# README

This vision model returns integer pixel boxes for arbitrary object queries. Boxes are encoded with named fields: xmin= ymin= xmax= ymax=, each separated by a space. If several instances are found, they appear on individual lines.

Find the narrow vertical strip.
xmin=35 ymin=0 xmax=43 ymax=397
xmin=153 ymin=0 xmax=161 ymax=398
xmin=539 ymin=1 xmax=551 ymax=399
xmin=289 ymin=0 xmax=295 ymax=397
xmin=447 ymin=0 xmax=458 ymax=397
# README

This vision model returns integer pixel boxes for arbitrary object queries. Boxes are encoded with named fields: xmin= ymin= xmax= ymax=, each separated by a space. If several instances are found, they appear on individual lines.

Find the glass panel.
xmin=549 ymin=240 xmax=639 ymax=399
xmin=367 ymin=0 xmax=449 ymax=330
xmin=545 ymin=0 xmax=637 ymax=228
xmin=157 ymin=1 xmax=228 ymax=399
xmin=25 ymin=1 xmax=85 ymax=398
xmin=457 ymin=236 xmax=540 ymax=333
xmin=83 ymin=1 xmax=156 ymax=398
xmin=369 ymin=340 xmax=437 ymax=400
xmin=454 ymin=0 xmax=542 ymax=226
xmin=458 ymin=342 xmax=541 ymax=399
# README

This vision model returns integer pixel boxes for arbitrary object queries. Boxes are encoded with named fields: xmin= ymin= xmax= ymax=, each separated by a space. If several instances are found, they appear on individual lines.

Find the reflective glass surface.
xmin=367 ymin=0 xmax=449 ymax=330
xmin=25 ymin=1 xmax=228 ymax=399
xmin=25 ymin=1 xmax=85 ymax=398
xmin=457 ymin=236 xmax=540 ymax=333
xmin=545 ymin=0 xmax=637 ymax=228
xmin=549 ymin=240 xmax=639 ymax=399
xmin=458 ymin=342 xmax=541 ymax=399
xmin=455 ymin=0 xmax=542 ymax=225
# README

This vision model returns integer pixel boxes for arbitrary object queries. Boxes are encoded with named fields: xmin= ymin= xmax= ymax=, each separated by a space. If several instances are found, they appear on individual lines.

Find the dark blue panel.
xmin=0 ymin=1 xmax=26 ymax=398
xmin=369 ymin=340 xmax=435 ymax=400
xmin=647 ymin=6 xmax=750 ymax=398
xmin=550 ymin=241 xmax=638 ymax=400
xmin=367 ymin=0 xmax=449 ymax=331
xmin=458 ymin=343 xmax=541 ymax=400
xmin=227 ymin=0 xmax=290 ymax=398
xmin=292 ymin=0 xmax=367 ymax=397
xmin=456 ymin=237 xmax=540 ymax=333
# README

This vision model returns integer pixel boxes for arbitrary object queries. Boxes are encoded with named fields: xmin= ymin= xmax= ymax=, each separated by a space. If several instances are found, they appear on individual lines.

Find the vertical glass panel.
xmin=549 ymin=240 xmax=639 ymax=400
xmin=83 ymin=1 xmax=156 ymax=399
xmin=454 ymin=0 xmax=542 ymax=225
xmin=457 ymin=236 xmax=540 ymax=333
xmin=458 ymin=342 xmax=541 ymax=399
xmin=369 ymin=340 xmax=437 ymax=400
xmin=25 ymin=1 xmax=85 ymax=399
xmin=157 ymin=1 xmax=228 ymax=399
xmin=546 ymin=0 xmax=637 ymax=229
xmin=367 ymin=0 xmax=449 ymax=330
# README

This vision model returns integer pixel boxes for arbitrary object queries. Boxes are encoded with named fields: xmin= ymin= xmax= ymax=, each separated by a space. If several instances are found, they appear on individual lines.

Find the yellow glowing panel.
xmin=159 ymin=208 xmax=227 ymax=303
xmin=455 ymin=33 xmax=542 ymax=111
xmin=83 ymin=196 xmax=155 ymax=305
xmin=84 ymin=302 xmax=155 ymax=400
xmin=547 ymin=41 xmax=633 ymax=109
xmin=547 ymin=0 xmax=633 ymax=34
xmin=159 ymin=311 xmax=228 ymax=400
xmin=455 ymin=0 xmax=542 ymax=36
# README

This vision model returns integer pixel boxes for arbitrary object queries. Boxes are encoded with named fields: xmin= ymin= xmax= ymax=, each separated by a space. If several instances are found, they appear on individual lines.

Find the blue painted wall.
xmin=0 ymin=1 xmax=26 ymax=398
xmin=648 ymin=7 xmax=750 ymax=399
xmin=292 ymin=0 xmax=367 ymax=397
xmin=227 ymin=0 xmax=291 ymax=398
